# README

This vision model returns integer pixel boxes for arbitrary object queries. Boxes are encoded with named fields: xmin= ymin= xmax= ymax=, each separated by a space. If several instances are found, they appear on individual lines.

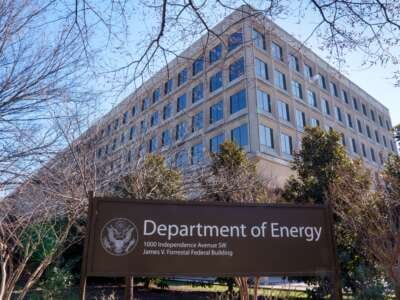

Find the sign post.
xmin=80 ymin=195 xmax=340 ymax=299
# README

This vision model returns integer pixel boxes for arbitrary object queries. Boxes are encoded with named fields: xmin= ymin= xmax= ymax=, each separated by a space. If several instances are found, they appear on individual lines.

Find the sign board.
xmin=81 ymin=195 xmax=336 ymax=278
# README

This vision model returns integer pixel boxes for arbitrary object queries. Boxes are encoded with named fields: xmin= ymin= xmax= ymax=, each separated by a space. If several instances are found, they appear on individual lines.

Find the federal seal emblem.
xmin=101 ymin=218 xmax=138 ymax=256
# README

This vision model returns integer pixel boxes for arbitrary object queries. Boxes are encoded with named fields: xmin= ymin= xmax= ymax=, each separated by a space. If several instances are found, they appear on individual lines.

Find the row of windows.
xmin=122 ymin=123 xmax=249 ymax=169
xmin=97 ymin=90 xmax=248 ymax=158
xmin=259 ymin=123 xmax=387 ymax=165
xmin=101 ymin=56 xmax=246 ymax=138
xmin=256 ymin=88 xmax=396 ymax=152
xmin=252 ymin=29 xmax=392 ymax=131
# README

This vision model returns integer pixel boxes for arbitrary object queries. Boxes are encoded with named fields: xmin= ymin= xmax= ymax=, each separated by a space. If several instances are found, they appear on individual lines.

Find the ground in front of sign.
xmin=25 ymin=282 xmax=309 ymax=299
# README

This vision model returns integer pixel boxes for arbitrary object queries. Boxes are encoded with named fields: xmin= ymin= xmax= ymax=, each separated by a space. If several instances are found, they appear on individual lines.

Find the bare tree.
xmin=0 ymin=0 xmax=95 ymax=192
xmin=66 ymin=0 xmax=400 ymax=90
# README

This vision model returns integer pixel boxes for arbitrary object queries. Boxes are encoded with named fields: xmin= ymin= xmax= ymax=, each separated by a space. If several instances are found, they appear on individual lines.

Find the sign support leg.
xmin=125 ymin=276 xmax=134 ymax=300
xmin=79 ymin=277 xmax=87 ymax=300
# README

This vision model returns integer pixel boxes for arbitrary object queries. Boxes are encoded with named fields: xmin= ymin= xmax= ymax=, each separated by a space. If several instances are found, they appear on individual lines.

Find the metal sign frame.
xmin=79 ymin=192 xmax=342 ymax=299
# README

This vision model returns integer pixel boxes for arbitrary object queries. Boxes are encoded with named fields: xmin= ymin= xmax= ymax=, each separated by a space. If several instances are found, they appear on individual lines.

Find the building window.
xmin=322 ymin=99 xmax=330 ymax=115
xmin=257 ymin=89 xmax=271 ymax=113
xmin=366 ymin=125 xmax=371 ymax=139
xmin=370 ymin=148 xmax=376 ymax=162
xmin=150 ymin=111 xmax=159 ymax=127
xmin=230 ymin=89 xmax=246 ymax=114
xmin=210 ymin=101 xmax=224 ymax=124
xmin=192 ymin=56 xmax=204 ymax=76
xmin=231 ymin=123 xmax=248 ymax=147
xmin=163 ymin=103 xmax=172 ymax=120
xmin=310 ymin=118 xmax=320 ymax=127
xmin=161 ymin=129 xmax=171 ymax=146
xmin=307 ymin=90 xmax=318 ymax=108
xmin=210 ymin=133 xmax=224 ymax=153
xmin=379 ymin=115 xmax=384 ymax=127
xmin=153 ymin=88 xmax=160 ymax=103
xmin=342 ymin=90 xmax=349 ymax=104
xmin=164 ymin=79 xmax=173 ymax=95
xmin=192 ymin=82 xmax=204 ymax=103
xmin=335 ymin=106 xmax=343 ymax=122
xmin=386 ymin=120 xmax=391 ymax=131
xmin=228 ymin=31 xmax=243 ymax=52
xmin=362 ymin=103 xmax=367 ymax=116
xmin=177 ymin=94 xmax=187 ymax=112
xmin=129 ymin=126 xmax=136 ymax=140
xmin=291 ymin=80 xmax=303 ymax=99
xmin=280 ymin=134 xmax=293 ymax=155
xmin=346 ymin=113 xmax=353 ymax=128
xmin=318 ymin=74 xmax=327 ymax=89
xmin=176 ymin=151 xmax=188 ymax=169
xmin=296 ymin=110 xmax=306 ymax=129
xmin=357 ymin=119 xmax=363 ymax=134
xmin=353 ymin=98 xmax=359 ymax=111
xmin=123 ymin=111 xmax=128 ymax=124
xmin=114 ymin=118 xmax=119 ymax=130
xmin=176 ymin=121 xmax=187 ymax=140
xmin=370 ymin=110 xmax=376 ymax=122
xmin=375 ymin=130 xmax=380 ymax=143
xmin=351 ymin=138 xmax=358 ymax=154
xmin=191 ymin=143 xmax=204 ymax=165
xmin=259 ymin=125 xmax=274 ymax=151
xmin=277 ymin=100 xmax=290 ymax=121
xmin=252 ymin=29 xmax=265 ymax=49
xmin=274 ymin=69 xmax=287 ymax=90
xmin=383 ymin=135 xmax=387 ymax=147
xmin=362 ymin=143 xmax=367 ymax=158
xmin=304 ymin=64 xmax=313 ymax=79
xmin=271 ymin=42 xmax=283 ymax=61
xmin=209 ymin=44 xmax=222 ymax=64
xmin=149 ymin=136 xmax=158 ymax=153
xmin=112 ymin=138 xmax=117 ymax=151
xmin=140 ymin=120 xmax=147 ymax=133
xmin=229 ymin=57 xmax=245 ymax=81
xmin=341 ymin=133 xmax=346 ymax=146
xmin=142 ymin=97 xmax=150 ymax=111
xmin=178 ymin=68 xmax=188 ymax=86
xmin=255 ymin=58 xmax=268 ymax=80
xmin=131 ymin=106 xmax=136 ymax=117
xmin=192 ymin=111 xmax=204 ymax=132
xmin=289 ymin=54 xmax=300 ymax=72
xmin=330 ymin=82 xmax=338 ymax=97
xmin=209 ymin=71 xmax=223 ymax=92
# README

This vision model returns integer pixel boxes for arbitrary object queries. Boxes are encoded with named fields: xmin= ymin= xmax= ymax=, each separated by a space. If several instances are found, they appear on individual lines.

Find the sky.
xmin=90 ymin=2 xmax=400 ymax=127
xmin=274 ymin=16 xmax=400 ymax=126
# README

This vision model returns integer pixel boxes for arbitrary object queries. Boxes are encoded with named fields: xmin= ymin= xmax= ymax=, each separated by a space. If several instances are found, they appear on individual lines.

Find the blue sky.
xmin=274 ymin=16 xmax=400 ymax=126
xmin=92 ymin=3 xmax=399 ymax=127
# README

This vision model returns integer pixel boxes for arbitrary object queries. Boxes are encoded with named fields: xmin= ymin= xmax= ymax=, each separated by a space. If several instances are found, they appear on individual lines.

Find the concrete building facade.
xmin=89 ymin=6 xmax=396 ymax=190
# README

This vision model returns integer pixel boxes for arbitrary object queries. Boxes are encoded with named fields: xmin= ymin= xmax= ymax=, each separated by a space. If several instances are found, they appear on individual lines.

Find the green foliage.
xmin=211 ymin=140 xmax=252 ymax=174
xmin=283 ymin=126 xmax=383 ymax=298
xmin=39 ymin=266 xmax=73 ymax=299
xmin=204 ymin=141 xmax=271 ymax=203
xmin=282 ymin=127 xmax=349 ymax=204
xmin=113 ymin=154 xmax=184 ymax=201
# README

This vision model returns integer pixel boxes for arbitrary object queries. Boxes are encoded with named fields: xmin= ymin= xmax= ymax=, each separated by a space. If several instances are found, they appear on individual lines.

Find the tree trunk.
xmin=125 ymin=276 xmax=134 ymax=300
xmin=253 ymin=277 xmax=260 ymax=300
xmin=0 ymin=259 xmax=7 ymax=300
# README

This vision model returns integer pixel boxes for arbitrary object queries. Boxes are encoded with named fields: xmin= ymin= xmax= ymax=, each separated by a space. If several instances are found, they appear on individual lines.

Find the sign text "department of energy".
xmin=143 ymin=220 xmax=322 ymax=242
